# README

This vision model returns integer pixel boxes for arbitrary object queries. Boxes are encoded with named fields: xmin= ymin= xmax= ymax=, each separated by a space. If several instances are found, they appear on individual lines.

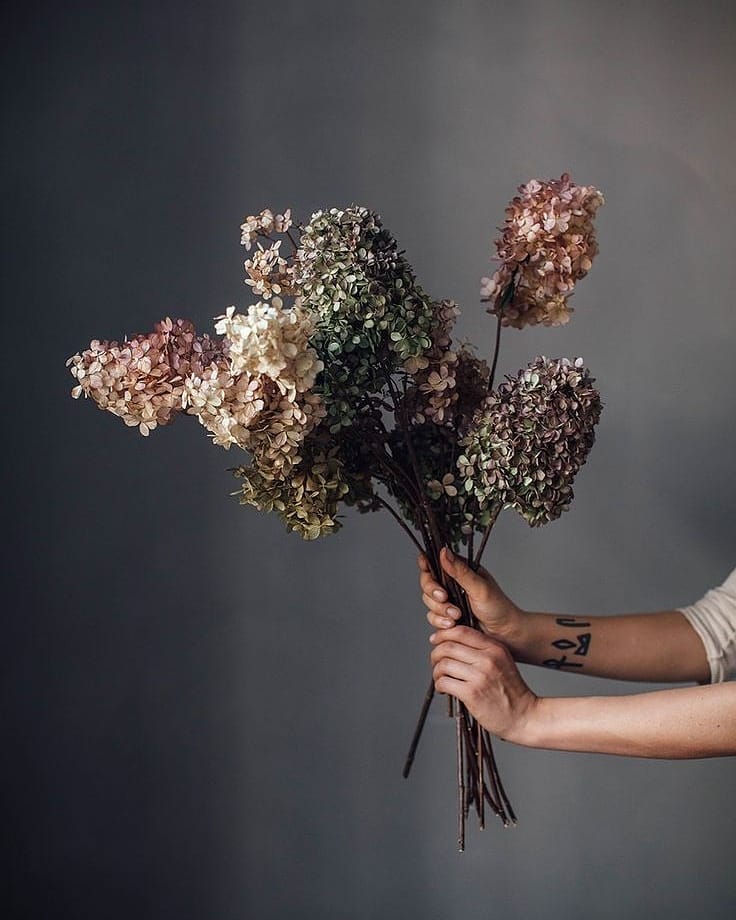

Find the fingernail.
xmin=439 ymin=618 xmax=453 ymax=628
xmin=432 ymin=589 xmax=446 ymax=600
xmin=444 ymin=546 xmax=455 ymax=561
xmin=446 ymin=606 xmax=460 ymax=618
xmin=429 ymin=633 xmax=438 ymax=643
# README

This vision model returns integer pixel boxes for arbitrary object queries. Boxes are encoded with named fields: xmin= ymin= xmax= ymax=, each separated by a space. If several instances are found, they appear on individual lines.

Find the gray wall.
xmin=4 ymin=1 xmax=736 ymax=918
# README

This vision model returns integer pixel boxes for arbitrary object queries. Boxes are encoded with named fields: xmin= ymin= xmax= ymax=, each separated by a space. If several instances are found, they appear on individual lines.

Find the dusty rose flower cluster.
xmin=406 ymin=304 xmax=491 ymax=432
xmin=68 ymin=296 xmax=326 ymax=483
xmin=458 ymin=356 xmax=602 ymax=526
xmin=481 ymin=173 xmax=604 ymax=329
xmin=67 ymin=318 xmax=224 ymax=435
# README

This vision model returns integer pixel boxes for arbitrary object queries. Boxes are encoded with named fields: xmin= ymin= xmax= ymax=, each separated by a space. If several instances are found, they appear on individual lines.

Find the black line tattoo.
xmin=544 ymin=618 xmax=592 ymax=669
xmin=543 ymin=654 xmax=583 ymax=670
xmin=555 ymin=617 xmax=591 ymax=628
xmin=551 ymin=633 xmax=591 ymax=656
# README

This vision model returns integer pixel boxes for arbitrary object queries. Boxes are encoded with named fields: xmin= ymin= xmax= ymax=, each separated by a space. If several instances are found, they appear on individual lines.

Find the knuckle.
xmin=486 ymin=640 xmax=505 ymax=660
xmin=477 ymin=657 xmax=496 ymax=679
xmin=484 ymin=643 xmax=501 ymax=661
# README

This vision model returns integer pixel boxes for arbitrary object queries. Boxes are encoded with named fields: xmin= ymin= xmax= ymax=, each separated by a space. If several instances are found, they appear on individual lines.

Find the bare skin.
xmin=421 ymin=548 xmax=736 ymax=759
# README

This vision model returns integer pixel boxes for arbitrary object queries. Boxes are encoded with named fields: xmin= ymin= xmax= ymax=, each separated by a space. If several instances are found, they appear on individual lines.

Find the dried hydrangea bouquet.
xmin=68 ymin=174 xmax=604 ymax=849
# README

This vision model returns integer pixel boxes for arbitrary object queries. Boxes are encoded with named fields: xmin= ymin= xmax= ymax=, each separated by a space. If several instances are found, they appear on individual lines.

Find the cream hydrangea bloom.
xmin=185 ymin=299 xmax=326 ymax=470
xmin=239 ymin=208 xmax=292 ymax=250
xmin=182 ymin=364 xmax=269 ymax=449
xmin=244 ymin=241 xmax=295 ymax=300
xmin=214 ymin=299 xmax=323 ymax=398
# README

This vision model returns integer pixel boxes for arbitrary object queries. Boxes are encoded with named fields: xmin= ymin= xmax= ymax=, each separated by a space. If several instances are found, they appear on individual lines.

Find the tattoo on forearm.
xmin=543 ymin=617 xmax=592 ymax=670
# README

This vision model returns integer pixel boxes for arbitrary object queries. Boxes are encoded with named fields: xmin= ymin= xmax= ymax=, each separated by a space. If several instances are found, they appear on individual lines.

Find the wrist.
xmin=507 ymin=695 xmax=555 ymax=748
xmin=496 ymin=605 xmax=530 ymax=655
xmin=503 ymin=693 xmax=547 ymax=747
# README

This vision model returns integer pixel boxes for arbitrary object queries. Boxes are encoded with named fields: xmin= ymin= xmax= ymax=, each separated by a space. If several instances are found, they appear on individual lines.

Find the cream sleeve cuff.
xmin=677 ymin=567 xmax=736 ymax=684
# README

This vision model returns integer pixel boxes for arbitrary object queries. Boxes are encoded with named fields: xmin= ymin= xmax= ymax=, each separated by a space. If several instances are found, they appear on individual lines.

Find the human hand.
xmin=430 ymin=625 xmax=539 ymax=744
xmin=418 ymin=547 xmax=524 ymax=645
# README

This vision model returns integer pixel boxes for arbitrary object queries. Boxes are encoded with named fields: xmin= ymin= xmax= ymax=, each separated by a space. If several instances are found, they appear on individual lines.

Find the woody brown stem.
xmin=402 ymin=675 xmax=435 ymax=778
xmin=472 ymin=503 xmax=501 ymax=570
xmin=375 ymin=365 xmax=515 ymax=840
xmin=374 ymin=495 xmax=424 ymax=556
xmin=477 ymin=718 xmax=485 ymax=829
xmin=456 ymin=705 xmax=465 ymax=851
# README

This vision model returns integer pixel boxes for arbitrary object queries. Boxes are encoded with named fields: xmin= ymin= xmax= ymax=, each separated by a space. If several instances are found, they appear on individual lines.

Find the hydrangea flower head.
xmin=66 ymin=318 xmax=224 ymax=435
xmin=294 ymin=206 xmax=436 ymax=429
xmin=481 ymin=174 xmax=604 ymax=329
xmin=214 ymin=299 xmax=323 ymax=398
xmin=459 ymin=356 xmax=602 ymax=525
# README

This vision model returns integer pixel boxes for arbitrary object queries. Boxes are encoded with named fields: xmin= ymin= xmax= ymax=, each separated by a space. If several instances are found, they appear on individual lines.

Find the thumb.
xmin=439 ymin=546 xmax=489 ymax=600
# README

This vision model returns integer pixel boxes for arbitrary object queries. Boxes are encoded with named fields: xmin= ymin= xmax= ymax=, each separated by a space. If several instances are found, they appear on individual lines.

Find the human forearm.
xmin=515 ymin=683 xmax=736 ymax=758
xmin=431 ymin=626 xmax=735 ymax=759
xmin=505 ymin=609 xmax=709 ymax=684
xmin=419 ymin=551 xmax=710 ymax=684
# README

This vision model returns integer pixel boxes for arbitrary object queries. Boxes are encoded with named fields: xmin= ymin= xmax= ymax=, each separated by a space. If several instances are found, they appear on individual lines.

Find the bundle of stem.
xmin=362 ymin=319 xmax=515 ymax=849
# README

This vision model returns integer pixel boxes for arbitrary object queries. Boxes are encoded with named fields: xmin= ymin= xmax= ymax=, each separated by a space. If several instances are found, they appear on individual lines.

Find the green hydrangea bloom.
xmin=295 ymin=207 xmax=437 ymax=430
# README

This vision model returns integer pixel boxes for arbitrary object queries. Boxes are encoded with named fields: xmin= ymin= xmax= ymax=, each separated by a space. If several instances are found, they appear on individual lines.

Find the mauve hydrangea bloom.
xmin=458 ymin=356 xmax=602 ymax=526
xmin=406 ymin=324 xmax=491 ymax=431
xmin=453 ymin=345 xmax=491 ymax=429
xmin=416 ymin=355 xmax=458 ymax=425
xmin=67 ymin=318 xmax=224 ymax=435
xmin=481 ymin=174 xmax=604 ymax=329
xmin=405 ymin=299 xmax=461 ymax=425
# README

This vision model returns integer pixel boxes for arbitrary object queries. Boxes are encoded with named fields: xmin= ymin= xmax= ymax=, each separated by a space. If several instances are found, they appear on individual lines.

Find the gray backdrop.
xmin=4 ymin=1 xmax=736 ymax=918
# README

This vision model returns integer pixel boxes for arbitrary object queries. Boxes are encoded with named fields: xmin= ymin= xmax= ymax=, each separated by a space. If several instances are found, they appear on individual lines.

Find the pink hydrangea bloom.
xmin=481 ymin=174 xmax=604 ymax=329
xmin=67 ymin=318 xmax=224 ymax=435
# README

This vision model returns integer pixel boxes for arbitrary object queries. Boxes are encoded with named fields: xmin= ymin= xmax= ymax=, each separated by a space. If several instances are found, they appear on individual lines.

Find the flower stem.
xmin=456 ymin=705 xmax=466 ymax=851
xmin=488 ymin=312 xmax=503 ymax=391
xmin=402 ymin=676 xmax=435 ymax=778
xmin=375 ymin=494 xmax=424 ymax=555
xmin=473 ymin=503 xmax=501 ymax=569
